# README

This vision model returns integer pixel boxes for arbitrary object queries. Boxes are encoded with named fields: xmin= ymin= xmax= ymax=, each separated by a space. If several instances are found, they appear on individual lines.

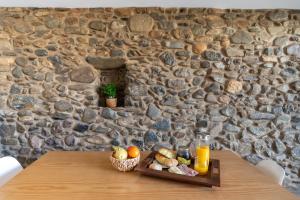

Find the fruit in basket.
xmin=127 ymin=146 xmax=140 ymax=158
xmin=112 ymin=146 xmax=128 ymax=160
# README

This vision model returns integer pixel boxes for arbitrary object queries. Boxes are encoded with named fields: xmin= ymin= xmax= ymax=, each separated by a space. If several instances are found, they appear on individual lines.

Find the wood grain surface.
xmin=0 ymin=151 xmax=298 ymax=200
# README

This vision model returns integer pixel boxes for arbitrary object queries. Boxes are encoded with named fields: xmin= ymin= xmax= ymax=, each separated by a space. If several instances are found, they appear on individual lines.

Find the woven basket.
xmin=110 ymin=154 xmax=140 ymax=172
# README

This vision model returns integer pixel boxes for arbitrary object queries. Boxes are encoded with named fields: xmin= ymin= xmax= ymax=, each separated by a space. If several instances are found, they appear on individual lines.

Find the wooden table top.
xmin=0 ymin=151 xmax=298 ymax=200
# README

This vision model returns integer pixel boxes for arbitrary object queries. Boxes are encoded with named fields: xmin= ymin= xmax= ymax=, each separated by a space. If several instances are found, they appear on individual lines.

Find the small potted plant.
xmin=102 ymin=83 xmax=117 ymax=108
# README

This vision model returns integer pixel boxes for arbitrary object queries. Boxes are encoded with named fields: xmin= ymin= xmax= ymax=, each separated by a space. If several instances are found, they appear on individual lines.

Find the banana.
xmin=112 ymin=146 xmax=128 ymax=160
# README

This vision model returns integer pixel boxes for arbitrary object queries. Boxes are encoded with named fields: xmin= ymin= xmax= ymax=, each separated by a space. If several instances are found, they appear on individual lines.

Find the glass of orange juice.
xmin=193 ymin=135 xmax=210 ymax=175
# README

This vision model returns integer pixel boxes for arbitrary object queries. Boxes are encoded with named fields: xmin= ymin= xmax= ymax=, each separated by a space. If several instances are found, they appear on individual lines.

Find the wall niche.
xmin=86 ymin=56 xmax=127 ymax=107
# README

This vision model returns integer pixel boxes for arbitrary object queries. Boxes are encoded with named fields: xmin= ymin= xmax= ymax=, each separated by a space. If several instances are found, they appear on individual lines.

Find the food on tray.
xmin=177 ymin=148 xmax=191 ymax=160
xmin=158 ymin=148 xmax=176 ymax=159
xmin=112 ymin=146 xmax=128 ymax=160
xmin=149 ymin=162 xmax=163 ymax=171
xmin=177 ymin=165 xmax=199 ymax=177
xmin=168 ymin=166 xmax=185 ymax=175
xmin=177 ymin=157 xmax=191 ymax=165
xmin=127 ymin=146 xmax=140 ymax=158
xmin=155 ymin=153 xmax=178 ymax=167
xmin=153 ymin=160 xmax=168 ymax=168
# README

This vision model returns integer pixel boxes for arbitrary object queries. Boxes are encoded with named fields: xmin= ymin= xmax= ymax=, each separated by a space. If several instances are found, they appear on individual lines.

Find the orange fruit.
xmin=127 ymin=146 xmax=140 ymax=158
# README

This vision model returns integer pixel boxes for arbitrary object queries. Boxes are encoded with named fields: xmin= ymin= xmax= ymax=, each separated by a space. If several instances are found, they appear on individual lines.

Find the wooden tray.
xmin=135 ymin=152 xmax=220 ymax=187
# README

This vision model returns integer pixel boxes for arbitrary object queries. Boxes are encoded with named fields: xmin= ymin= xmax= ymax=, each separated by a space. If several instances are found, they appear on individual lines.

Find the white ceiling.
xmin=0 ymin=0 xmax=299 ymax=9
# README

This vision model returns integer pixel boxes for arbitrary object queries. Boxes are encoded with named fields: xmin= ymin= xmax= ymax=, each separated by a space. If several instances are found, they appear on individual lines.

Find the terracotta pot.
xmin=106 ymin=98 xmax=117 ymax=108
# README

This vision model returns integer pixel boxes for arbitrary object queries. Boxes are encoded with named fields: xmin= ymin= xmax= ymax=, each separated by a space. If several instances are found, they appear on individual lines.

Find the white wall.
xmin=0 ymin=0 xmax=299 ymax=9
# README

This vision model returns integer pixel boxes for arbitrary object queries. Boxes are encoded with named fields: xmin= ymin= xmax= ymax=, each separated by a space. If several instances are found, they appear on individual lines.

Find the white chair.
xmin=0 ymin=156 xmax=23 ymax=187
xmin=256 ymin=159 xmax=285 ymax=185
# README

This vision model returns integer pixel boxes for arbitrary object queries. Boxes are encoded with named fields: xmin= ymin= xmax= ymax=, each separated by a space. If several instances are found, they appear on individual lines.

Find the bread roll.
xmin=149 ymin=162 xmax=162 ymax=171
xmin=155 ymin=153 xmax=178 ymax=167
xmin=158 ymin=148 xmax=176 ymax=159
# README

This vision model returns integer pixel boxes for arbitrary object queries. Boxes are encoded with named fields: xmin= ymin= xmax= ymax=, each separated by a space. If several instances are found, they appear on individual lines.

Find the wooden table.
xmin=0 ymin=151 xmax=298 ymax=200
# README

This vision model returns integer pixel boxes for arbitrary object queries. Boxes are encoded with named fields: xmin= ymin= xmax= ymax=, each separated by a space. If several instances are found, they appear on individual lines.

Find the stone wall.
xmin=0 ymin=7 xmax=299 ymax=193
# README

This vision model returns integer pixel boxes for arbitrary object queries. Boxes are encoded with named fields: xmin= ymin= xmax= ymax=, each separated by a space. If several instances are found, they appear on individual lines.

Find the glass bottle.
xmin=194 ymin=135 xmax=210 ymax=175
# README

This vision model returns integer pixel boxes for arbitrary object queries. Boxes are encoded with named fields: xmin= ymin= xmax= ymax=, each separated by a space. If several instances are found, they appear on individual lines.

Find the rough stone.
xmin=231 ymin=30 xmax=253 ymax=44
xmin=249 ymin=112 xmax=276 ymax=120
xmin=243 ymin=56 xmax=259 ymax=65
xmin=192 ymin=43 xmax=207 ymax=54
xmin=30 ymin=136 xmax=43 ymax=148
xmin=86 ymin=57 xmax=125 ymax=70
xmin=102 ymin=108 xmax=117 ymax=120
xmin=206 ymin=93 xmax=218 ymax=103
xmin=10 ymin=84 xmax=21 ymax=94
xmin=128 ymin=85 xmax=148 ymax=96
xmin=163 ymin=40 xmax=184 ymax=49
xmin=153 ymin=119 xmax=171 ymax=131
xmin=275 ymin=114 xmax=291 ymax=126
xmin=274 ymin=139 xmax=286 ymax=154
xmin=129 ymin=14 xmax=154 ymax=32
xmin=291 ymin=115 xmax=300 ymax=124
xmin=15 ymin=57 xmax=27 ymax=67
xmin=268 ymin=10 xmax=289 ymax=22
xmin=73 ymin=123 xmax=89 ymax=133
xmin=144 ymin=131 xmax=159 ymax=146
xmin=291 ymin=146 xmax=300 ymax=160
xmin=206 ymin=15 xmax=225 ymax=28
xmin=146 ymin=103 xmax=161 ymax=119
xmin=52 ymin=112 xmax=71 ymax=120
xmin=0 ymin=124 xmax=15 ymax=136
xmin=14 ymin=22 xmax=33 ymax=33
xmin=35 ymin=49 xmax=48 ymax=57
xmin=70 ymin=67 xmax=95 ymax=83
xmin=274 ymin=36 xmax=289 ymax=46
xmin=174 ymin=68 xmax=192 ymax=78
xmin=12 ymin=66 xmax=23 ymax=78
xmin=152 ymin=85 xmax=165 ymax=96
xmin=206 ymin=82 xmax=221 ymax=94
xmin=254 ymin=140 xmax=267 ymax=154
xmin=89 ymin=21 xmax=106 ymax=31
xmin=249 ymin=126 xmax=268 ymax=137
xmin=167 ymin=79 xmax=186 ymax=90
xmin=45 ymin=16 xmax=60 ymax=28
xmin=160 ymin=51 xmax=176 ymax=66
xmin=161 ymin=95 xmax=178 ymax=106
xmin=224 ymin=123 xmax=241 ymax=133
xmin=192 ymin=89 xmax=205 ymax=99
xmin=225 ymin=48 xmax=244 ymax=57
xmin=1 ymin=138 xmax=18 ymax=145
xmin=292 ymin=81 xmax=300 ymax=91
xmin=54 ymin=100 xmax=73 ymax=112
xmin=65 ymin=135 xmax=76 ymax=146
xmin=226 ymin=80 xmax=243 ymax=94
xmin=204 ymin=50 xmax=222 ymax=61
xmin=238 ymin=143 xmax=252 ymax=157
xmin=82 ymin=108 xmax=97 ymax=123
xmin=286 ymin=44 xmax=300 ymax=57
xmin=220 ymin=105 xmax=236 ymax=117
xmin=8 ymin=95 xmax=35 ymax=110
xmin=86 ymin=136 xmax=107 ymax=145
